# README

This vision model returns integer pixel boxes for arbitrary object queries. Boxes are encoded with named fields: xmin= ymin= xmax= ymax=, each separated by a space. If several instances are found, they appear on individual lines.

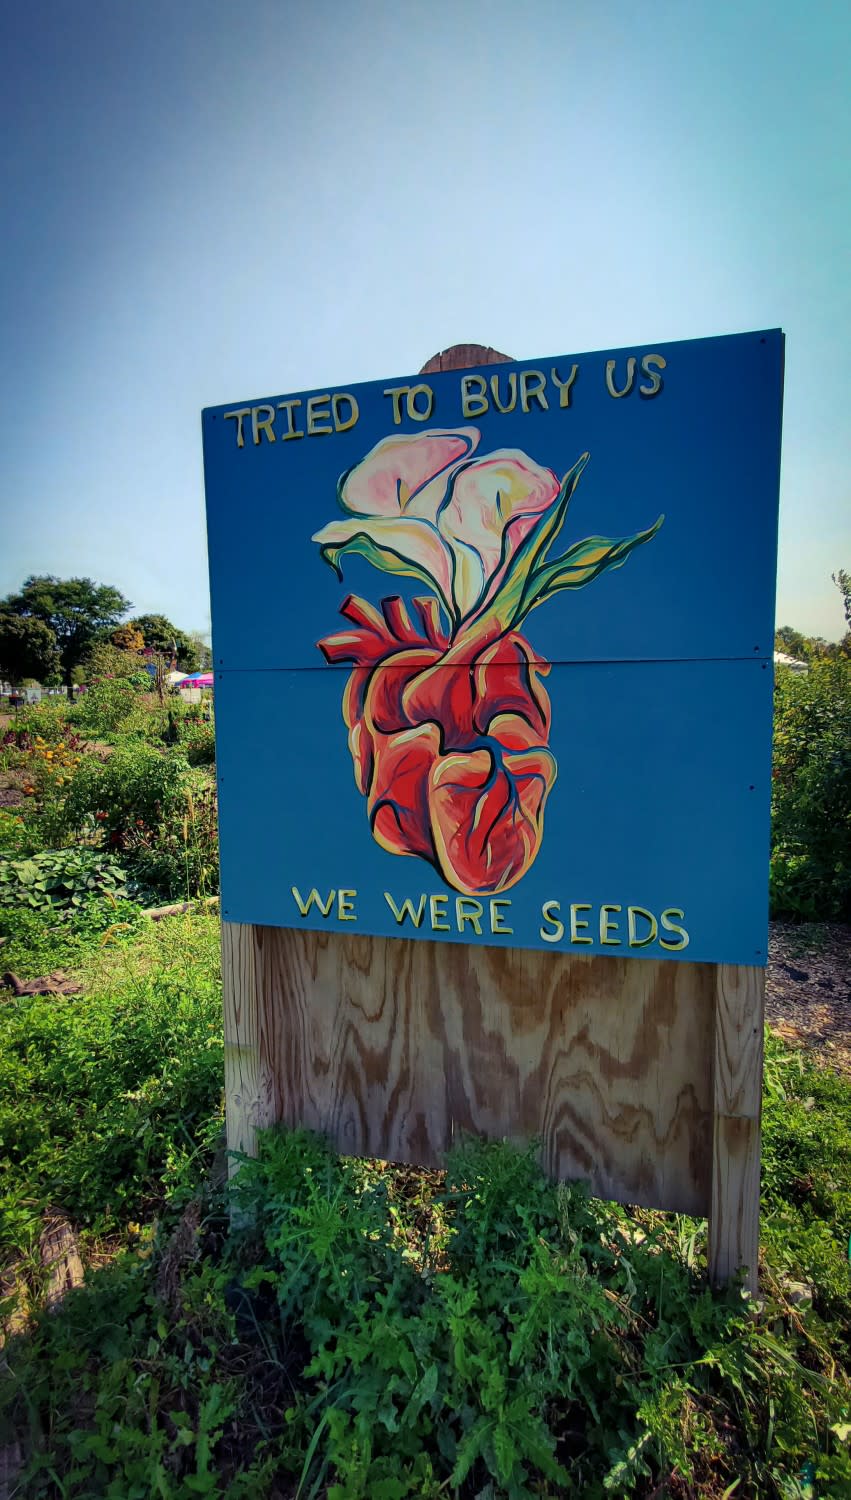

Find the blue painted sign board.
xmin=202 ymin=330 xmax=784 ymax=966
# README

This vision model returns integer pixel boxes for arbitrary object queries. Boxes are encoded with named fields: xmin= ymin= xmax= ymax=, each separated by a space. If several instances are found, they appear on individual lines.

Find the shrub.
xmin=70 ymin=677 xmax=140 ymax=735
xmin=0 ymin=911 xmax=223 ymax=1228
xmin=771 ymin=659 xmax=851 ymax=918
xmin=0 ymin=846 xmax=145 ymax=914
xmin=182 ymin=720 xmax=216 ymax=766
xmin=4 ymin=698 xmax=73 ymax=744
xmin=125 ymin=778 xmax=219 ymax=898
xmin=82 ymin=640 xmax=151 ymax=686
xmin=57 ymin=742 xmax=189 ymax=848
xmin=0 ymin=809 xmax=33 ymax=855
xmin=0 ymin=732 xmax=91 ymax=848
xmin=1 ymin=724 xmax=85 ymax=754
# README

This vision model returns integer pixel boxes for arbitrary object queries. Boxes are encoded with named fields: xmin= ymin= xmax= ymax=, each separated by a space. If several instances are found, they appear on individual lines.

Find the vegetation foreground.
xmin=0 ymin=913 xmax=848 ymax=1498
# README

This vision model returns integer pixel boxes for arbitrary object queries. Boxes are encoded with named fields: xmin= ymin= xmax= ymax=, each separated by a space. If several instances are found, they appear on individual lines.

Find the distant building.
xmin=773 ymin=651 xmax=808 ymax=674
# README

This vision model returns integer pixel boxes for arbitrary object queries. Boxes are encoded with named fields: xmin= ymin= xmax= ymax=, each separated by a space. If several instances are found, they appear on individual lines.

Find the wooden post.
xmin=709 ymin=964 xmax=765 ymax=1292
xmin=221 ymin=921 xmax=274 ymax=1171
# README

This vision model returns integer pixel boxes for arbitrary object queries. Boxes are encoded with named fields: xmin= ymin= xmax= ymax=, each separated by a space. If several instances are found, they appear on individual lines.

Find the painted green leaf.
xmin=316 ymin=527 xmax=454 ymax=623
xmin=522 ymin=515 xmax=664 ymax=616
xmin=463 ymin=453 xmax=589 ymax=632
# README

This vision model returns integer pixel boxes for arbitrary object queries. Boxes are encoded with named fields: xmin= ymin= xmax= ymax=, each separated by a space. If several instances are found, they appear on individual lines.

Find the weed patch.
xmin=0 ymin=912 xmax=223 ymax=1250
xmin=2 ymin=1129 xmax=850 ymax=1498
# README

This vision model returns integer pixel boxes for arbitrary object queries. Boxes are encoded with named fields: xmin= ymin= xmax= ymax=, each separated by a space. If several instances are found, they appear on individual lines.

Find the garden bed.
xmin=767 ymin=923 xmax=851 ymax=1073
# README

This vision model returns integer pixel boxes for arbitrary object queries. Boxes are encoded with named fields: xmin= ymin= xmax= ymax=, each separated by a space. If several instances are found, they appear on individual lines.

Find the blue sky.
xmin=1 ymin=0 xmax=848 ymax=640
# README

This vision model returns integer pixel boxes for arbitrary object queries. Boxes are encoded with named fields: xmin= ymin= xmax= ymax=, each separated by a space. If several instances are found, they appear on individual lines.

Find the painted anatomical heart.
xmin=313 ymin=428 xmax=662 ymax=895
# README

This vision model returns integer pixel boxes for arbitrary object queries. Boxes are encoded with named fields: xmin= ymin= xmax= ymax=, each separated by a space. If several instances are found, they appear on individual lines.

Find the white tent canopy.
xmin=773 ymin=651 xmax=808 ymax=674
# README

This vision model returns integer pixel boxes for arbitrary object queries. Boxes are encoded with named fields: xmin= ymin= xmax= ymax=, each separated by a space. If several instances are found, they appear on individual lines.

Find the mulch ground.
xmin=767 ymin=922 xmax=851 ymax=1073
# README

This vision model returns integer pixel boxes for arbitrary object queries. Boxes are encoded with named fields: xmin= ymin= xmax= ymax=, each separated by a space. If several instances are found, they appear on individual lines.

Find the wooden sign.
xmin=204 ymin=335 xmax=783 ymax=1288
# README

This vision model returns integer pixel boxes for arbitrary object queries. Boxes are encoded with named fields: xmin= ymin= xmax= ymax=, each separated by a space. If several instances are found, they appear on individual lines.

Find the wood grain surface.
xmin=254 ymin=926 xmax=716 ymax=1216
xmin=419 ymin=343 xmax=512 ymax=374
xmin=222 ymin=921 xmax=274 ymax=1168
xmin=709 ymin=964 xmax=764 ymax=1289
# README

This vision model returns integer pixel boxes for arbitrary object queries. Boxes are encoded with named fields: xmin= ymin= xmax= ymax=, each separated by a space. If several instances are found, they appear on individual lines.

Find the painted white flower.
xmin=313 ymin=427 xmax=662 ymax=637
xmin=312 ymin=428 xmax=566 ymax=625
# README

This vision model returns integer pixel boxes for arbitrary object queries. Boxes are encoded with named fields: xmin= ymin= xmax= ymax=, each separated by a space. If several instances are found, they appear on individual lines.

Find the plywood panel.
xmin=203 ymin=331 xmax=783 ymax=673
xmin=256 ymin=927 xmax=716 ymax=1216
xmin=215 ymin=659 xmax=772 ymax=966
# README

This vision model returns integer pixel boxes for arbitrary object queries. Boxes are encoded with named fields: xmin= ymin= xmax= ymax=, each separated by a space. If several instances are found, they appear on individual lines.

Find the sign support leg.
xmin=708 ymin=964 xmax=764 ymax=1291
xmin=222 ymin=921 xmax=274 ymax=1178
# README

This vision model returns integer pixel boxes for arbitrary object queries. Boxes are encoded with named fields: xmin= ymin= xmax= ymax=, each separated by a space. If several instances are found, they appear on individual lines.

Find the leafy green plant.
xmin=771 ymin=659 xmax=851 ymax=918
xmin=0 ymin=911 xmax=224 ymax=1234
xmin=0 ymin=809 xmax=33 ymax=854
xmin=0 ymin=846 xmax=143 ymax=912
xmin=761 ymin=1030 xmax=851 ymax=1329
xmin=218 ymin=1129 xmax=850 ymax=1499
xmin=125 ymin=778 xmax=219 ymax=898
xmin=69 ymin=676 xmax=141 ymax=735
xmin=1 ymin=899 xmax=850 ymax=1498
xmin=0 ymin=896 xmax=146 ymax=980
xmin=56 ymin=741 xmax=190 ymax=848
xmin=5 ymin=1120 xmax=849 ymax=1500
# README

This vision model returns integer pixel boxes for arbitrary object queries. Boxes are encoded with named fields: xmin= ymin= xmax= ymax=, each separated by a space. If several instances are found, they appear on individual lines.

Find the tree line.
xmin=0 ymin=575 xmax=209 ymax=694
xmin=774 ymin=570 xmax=850 ymax=662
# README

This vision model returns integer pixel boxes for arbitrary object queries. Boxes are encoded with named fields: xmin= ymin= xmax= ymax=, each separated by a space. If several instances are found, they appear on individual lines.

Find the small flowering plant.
xmin=313 ymin=428 xmax=662 ymax=895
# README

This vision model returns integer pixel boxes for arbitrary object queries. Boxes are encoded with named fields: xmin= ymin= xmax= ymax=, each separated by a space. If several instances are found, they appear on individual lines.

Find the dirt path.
xmin=766 ymin=922 xmax=851 ymax=1072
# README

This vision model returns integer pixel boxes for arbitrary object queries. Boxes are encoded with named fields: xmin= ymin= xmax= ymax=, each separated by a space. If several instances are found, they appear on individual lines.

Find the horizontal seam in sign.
xmin=212 ymin=655 xmax=775 ymax=675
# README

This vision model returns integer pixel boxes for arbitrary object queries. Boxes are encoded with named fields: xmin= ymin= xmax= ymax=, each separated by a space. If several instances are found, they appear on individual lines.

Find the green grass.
xmin=0 ymin=895 xmax=148 ymax=978
xmin=0 ymin=916 xmax=849 ymax=1497
xmin=0 ymin=911 xmax=223 ymax=1257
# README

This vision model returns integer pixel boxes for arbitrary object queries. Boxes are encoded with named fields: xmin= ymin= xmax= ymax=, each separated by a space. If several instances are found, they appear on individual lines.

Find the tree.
xmin=832 ymin=569 xmax=851 ymax=630
xmin=129 ymin=614 xmax=200 ymax=672
xmin=111 ymin=623 xmax=145 ymax=652
xmin=83 ymin=640 xmax=152 ymax=685
xmin=775 ymin=621 xmax=850 ymax=663
xmin=771 ymin=658 xmax=851 ymax=919
xmin=774 ymin=625 xmax=807 ymax=660
xmin=1 ymin=576 xmax=131 ymax=696
xmin=0 ymin=612 xmax=60 ymax=686
xmin=187 ymin=631 xmax=212 ymax=671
